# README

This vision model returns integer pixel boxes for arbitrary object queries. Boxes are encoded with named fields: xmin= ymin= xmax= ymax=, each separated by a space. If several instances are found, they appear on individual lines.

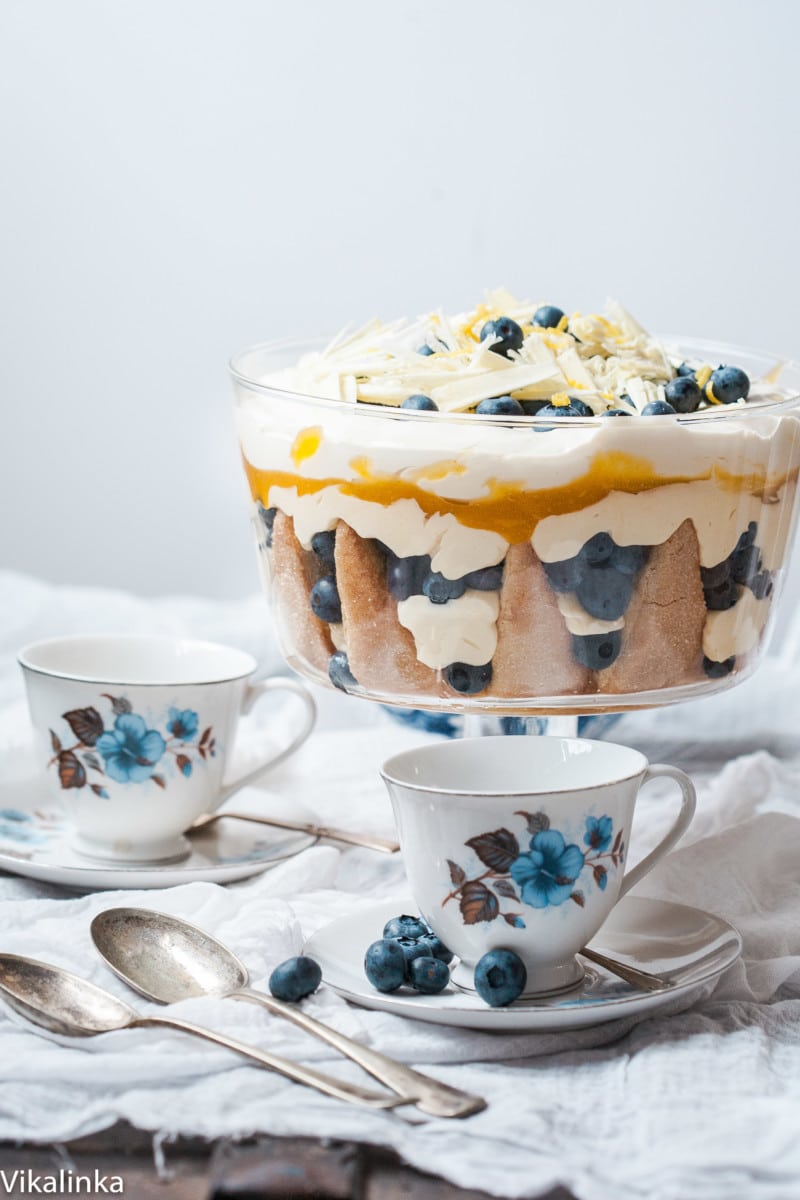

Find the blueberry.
xmin=387 ymin=553 xmax=430 ymax=600
xmin=462 ymin=563 xmax=504 ymax=591
xmin=418 ymin=933 xmax=454 ymax=964
xmin=676 ymin=362 xmax=696 ymax=377
xmin=543 ymin=556 xmax=585 ymax=593
xmin=600 ymin=408 xmax=633 ymax=417
xmin=479 ymin=317 xmax=524 ymax=359
xmin=393 ymin=936 xmax=431 ymax=979
xmin=532 ymin=305 xmax=566 ymax=329
xmin=730 ymin=543 xmax=762 ymax=586
xmin=704 ymin=576 xmax=739 ymax=611
xmin=571 ymin=630 xmax=622 ymax=670
xmin=417 ymin=344 xmax=437 ymax=356
xmin=309 ymin=575 xmax=342 ymax=623
xmin=735 ymin=522 xmax=758 ymax=552
xmin=475 ymin=395 xmax=525 ymax=417
xmin=536 ymin=401 xmax=588 ymax=419
xmin=402 ymin=393 xmax=438 ymax=411
xmin=703 ymin=655 xmax=736 ymax=679
xmin=258 ymin=504 xmax=278 ymax=547
xmin=700 ymin=560 xmax=732 ymax=590
xmin=611 ymin=544 xmax=649 ymax=575
xmin=575 ymin=567 xmax=634 ymax=621
xmin=310 ymin=529 xmax=336 ymax=566
xmin=473 ymin=949 xmax=527 ymax=1007
xmin=383 ymin=915 xmax=429 ymax=941
xmin=568 ymin=397 xmax=594 ymax=416
xmin=708 ymin=365 xmax=750 ymax=405
xmin=269 ymin=956 xmax=322 ymax=1003
xmin=582 ymin=532 xmax=616 ymax=566
xmin=328 ymin=651 xmax=357 ymax=692
xmin=364 ymin=939 xmax=407 ymax=993
xmin=641 ymin=400 xmax=677 ymax=416
xmin=665 ymin=377 xmax=703 ymax=414
xmin=423 ymin=571 xmax=467 ymax=604
xmin=750 ymin=570 xmax=774 ymax=600
xmin=408 ymin=956 xmax=450 ymax=994
xmin=443 ymin=661 xmax=493 ymax=694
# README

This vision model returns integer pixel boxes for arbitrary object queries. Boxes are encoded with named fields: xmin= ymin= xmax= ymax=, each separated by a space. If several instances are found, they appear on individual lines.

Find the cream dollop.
xmin=396 ymin=591 xmax=500 ymax=669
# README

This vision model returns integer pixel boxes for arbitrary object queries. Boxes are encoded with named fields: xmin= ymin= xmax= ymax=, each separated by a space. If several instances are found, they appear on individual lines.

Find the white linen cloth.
xmin=1 ymin=570 xmax=800 ymax=1200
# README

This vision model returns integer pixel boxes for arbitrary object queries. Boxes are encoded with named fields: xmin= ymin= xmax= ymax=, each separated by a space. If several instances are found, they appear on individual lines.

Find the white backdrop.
xmin=1 ymin=0 xmax=799 ymax=599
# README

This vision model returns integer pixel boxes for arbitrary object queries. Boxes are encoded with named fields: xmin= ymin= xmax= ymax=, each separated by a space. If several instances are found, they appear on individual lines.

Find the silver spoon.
xmin=90 ymin=907 xmax=486 ymax=1119
xmin=190 ymin=810 xmax=400 ymax=854
xmin=0 ymin=953 xmax=402 ymax=1111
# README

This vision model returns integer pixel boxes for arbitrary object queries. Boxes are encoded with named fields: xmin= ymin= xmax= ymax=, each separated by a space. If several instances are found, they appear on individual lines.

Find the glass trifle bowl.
xmin=230 ymin=295 xmax=800 ymax=716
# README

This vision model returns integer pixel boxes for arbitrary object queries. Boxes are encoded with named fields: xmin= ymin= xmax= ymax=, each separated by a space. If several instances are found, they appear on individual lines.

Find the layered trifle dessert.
xmin=232 ymin=291 xmax=800 ymax=713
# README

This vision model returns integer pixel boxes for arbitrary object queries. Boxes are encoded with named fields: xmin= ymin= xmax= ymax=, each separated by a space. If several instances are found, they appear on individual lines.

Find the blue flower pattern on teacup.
xmin=509 ymin=830 xmax=586 ymax=909
xmin=443 ymin=811 xmax=625 ymax=929
xmin=96 ymin=715 xmax=166 ymax=784
xmin=167 ymin=708 xmax=199 ymax=742
xmin=584 ymin=814 xmax=614 ymax=854
xmin=47 ymin=694 xmax=217 ymax=797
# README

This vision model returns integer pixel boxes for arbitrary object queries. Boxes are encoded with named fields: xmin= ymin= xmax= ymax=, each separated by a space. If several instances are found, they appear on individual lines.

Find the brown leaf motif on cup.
xmin=47 ymin=696 xmax=217 ymax=797
xmin=442 ymin=812 xmax=625 ymax=928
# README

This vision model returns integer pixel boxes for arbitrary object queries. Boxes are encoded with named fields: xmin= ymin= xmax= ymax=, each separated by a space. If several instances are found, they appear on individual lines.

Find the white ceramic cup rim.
xmin=18 ymin=634 xmax=257 ymax=687
xmin=381 ymin=735 xmax=650 ymax=798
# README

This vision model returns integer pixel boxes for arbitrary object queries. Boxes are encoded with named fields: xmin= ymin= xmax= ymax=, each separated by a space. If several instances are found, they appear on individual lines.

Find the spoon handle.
xmin=580 ymin=946 xmax=671 ymax=992
xmin=194 ymin=812 xmax=400 ymax=854
xmin=135 ymin=1014 xmax=402 ymax=1110
xmin=232 ymin=988 xmax=486 ymax=1119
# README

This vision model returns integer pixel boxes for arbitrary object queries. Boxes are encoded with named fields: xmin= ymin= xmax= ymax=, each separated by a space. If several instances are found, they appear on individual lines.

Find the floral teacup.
xmin=381 ymin=736 xmax=695 ymax=997
xmin=19 ymin=635 xmax=315 ymax=863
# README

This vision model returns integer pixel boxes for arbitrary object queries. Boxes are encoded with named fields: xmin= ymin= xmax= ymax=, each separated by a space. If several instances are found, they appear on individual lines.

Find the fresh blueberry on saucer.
xmin=383 ymin=914 xmax=429 ymax=941
xmin=479 ymin=317 xmax=524 ymax=359
xmin=401 ymin=393 xmax=438 ymax=411
xmin=419 ymin=933 xmax=454 ymax=964
xmin=708 ymin=365 xmax=750 ymax=405
xmin=364 ymin=939 xmax=407 ymax=993
xmin=474 ymin=949 xmax=527 ymax=1007
xmin=269 ymin=956 xmax=322 ymax=1002
xmin=395 ymin=936 xmax=431 ymax=970
xmin=676 ymin=362 xmax=696 ymax=377
xmin=600 ymin=408 xmax=632 ymax=417
xmin=408 ymin=956 xmax=450 ymax=994
xmin=532 ymin=304 xmax=566 ymax=329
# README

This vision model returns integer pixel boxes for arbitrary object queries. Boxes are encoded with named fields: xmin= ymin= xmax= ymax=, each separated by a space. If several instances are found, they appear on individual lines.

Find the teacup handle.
xmin=619 ymin=764 xmax=696 ymax=898
xmin=218 ymin=677 xmax=316 ymax=804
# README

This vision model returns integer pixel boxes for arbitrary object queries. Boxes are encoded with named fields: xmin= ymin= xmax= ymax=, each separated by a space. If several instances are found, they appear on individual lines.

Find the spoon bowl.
xmin=91 ymin=907 xmax=246 ymax=1003
xmin=0 ymin=954 xmax=137 ymax=1035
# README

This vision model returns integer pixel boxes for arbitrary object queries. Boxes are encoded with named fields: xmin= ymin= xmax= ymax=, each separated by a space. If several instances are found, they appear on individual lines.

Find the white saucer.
xmin=304 ymin=895 xmax=742 ymax=1032
xmin=0 ymin=774 xmax=317 ymax=891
